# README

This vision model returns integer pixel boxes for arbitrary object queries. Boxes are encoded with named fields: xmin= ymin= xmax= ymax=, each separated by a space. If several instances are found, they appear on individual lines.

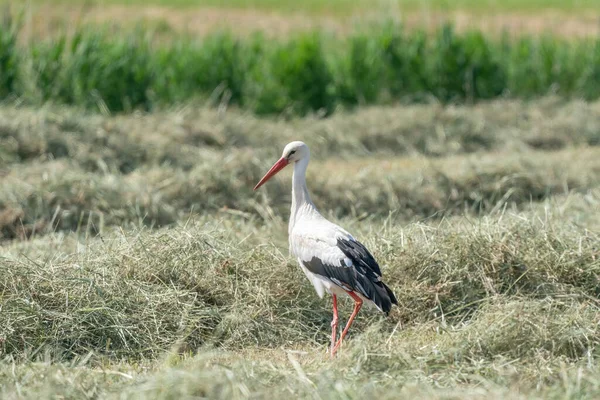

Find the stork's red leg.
xmin=332 ymin=292 xmax=363 ymax=355
xmin=330 ymin=294 xmax=338 ymax=356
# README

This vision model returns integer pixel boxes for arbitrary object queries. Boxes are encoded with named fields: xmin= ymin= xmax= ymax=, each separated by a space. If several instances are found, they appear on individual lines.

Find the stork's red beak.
xmin=254 ymin=157 xmax=289 ymax=190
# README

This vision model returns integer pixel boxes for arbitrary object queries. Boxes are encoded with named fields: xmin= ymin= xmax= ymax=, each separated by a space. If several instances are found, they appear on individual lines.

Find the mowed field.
xmin=2 ymin=98 xmax=600 ymax=398
xmin=2 ymin=0 xmax=600 ymax=399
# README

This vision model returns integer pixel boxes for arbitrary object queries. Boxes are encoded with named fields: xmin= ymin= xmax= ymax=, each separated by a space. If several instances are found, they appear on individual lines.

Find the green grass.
xmin=3 ymin=16 xmax=600 ymax=115
xmin=17 ymin=0 xmax=600 ymax=15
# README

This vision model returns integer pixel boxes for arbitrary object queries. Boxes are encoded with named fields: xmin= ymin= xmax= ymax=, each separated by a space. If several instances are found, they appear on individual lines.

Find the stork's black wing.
xmin=302 ymin=237 xmax=398 ymax=314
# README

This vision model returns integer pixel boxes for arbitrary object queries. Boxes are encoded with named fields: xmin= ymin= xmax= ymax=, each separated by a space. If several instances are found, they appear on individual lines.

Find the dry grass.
xmin=1 ymin=193 xmax=600 ymax=398
xmin=1 ymin=98 xmax=600 ymax=398
xmin=2 ymin=146 xmax=599 ymax=239
xmin=3 ymin=97 xmax=595 ymax=163
xmin=1 ymin=99 xmax=599 ymax=240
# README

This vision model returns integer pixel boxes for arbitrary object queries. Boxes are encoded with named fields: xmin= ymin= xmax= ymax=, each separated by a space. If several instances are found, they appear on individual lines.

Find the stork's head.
xmin=253 ymin=141 xmax=309 ymax=190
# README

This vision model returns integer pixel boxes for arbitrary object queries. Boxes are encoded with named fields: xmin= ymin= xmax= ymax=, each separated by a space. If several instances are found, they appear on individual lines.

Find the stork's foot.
xmin=332 ymin=340 xmax=342 ymax=356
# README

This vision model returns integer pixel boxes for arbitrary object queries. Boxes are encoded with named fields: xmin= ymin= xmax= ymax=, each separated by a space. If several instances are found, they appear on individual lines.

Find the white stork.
xmin=254 ymin=141 xmax=397 ymax=356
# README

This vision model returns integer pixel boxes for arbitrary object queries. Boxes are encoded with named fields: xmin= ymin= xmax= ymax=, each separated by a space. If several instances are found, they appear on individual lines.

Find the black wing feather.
xmin=336 ymin=238 xmax=382 ymax=276
xmin=302 ymin=238 xmax=398 ymax=314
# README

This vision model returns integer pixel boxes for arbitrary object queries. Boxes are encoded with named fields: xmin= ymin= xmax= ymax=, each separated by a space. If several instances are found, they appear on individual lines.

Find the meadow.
xmin=1 ymin=0 xmax=600 ymax=398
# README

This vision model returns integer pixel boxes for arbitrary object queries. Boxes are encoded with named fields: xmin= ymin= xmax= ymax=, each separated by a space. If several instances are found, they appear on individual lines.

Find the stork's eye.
xmin=288 ymin=150 xmax=296 ymax=157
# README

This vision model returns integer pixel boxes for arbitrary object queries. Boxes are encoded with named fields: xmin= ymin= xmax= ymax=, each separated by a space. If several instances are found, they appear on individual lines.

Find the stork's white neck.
xmin=289 ymin=156 xmax=318 ymax=234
